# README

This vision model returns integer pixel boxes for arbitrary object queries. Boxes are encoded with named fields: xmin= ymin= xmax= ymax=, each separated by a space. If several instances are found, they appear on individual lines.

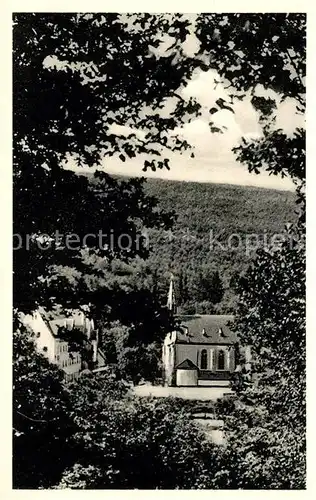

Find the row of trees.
xmin=177 ymin=268 xmax=224 ymax=305
xmin=139 ymin=265 xmax=225 ymax=311
xmin=13 ymin=13 xmax=305 ymax=489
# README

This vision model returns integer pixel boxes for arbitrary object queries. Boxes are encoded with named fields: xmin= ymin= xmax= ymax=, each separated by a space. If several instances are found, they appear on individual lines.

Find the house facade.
xmin=23 ymin=307 xmax=106 ymax=382
xmin=162 ymin=314 xmax=237 ymax=387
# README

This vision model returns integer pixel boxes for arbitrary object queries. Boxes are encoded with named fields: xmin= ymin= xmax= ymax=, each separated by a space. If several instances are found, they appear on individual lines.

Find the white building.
xmin=23 ymin=307 xmax=106 ymax=382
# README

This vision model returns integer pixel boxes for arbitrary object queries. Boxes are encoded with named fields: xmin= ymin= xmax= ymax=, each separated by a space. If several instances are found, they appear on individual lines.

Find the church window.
xmin=217 ymin=350 xmax=225 ymax=370
xmin=200 ymin=349 xmax=208 ymax=370
xmin=209 ymin=349 xmax=214 ymax=370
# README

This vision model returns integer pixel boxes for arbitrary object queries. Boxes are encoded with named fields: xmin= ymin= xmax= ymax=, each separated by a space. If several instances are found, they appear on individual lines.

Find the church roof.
xmin=167 ymin=275 xmax=176 ymax=311
xmin=175 ymin=314 xmax=236 ymax=345
xmin=176 ymin=359 xmax=198 ymax=370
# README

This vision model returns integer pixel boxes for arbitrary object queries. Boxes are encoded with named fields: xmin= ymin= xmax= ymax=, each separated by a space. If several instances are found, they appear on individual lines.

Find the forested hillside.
xmin=86 ymin=172 xmax=296 ymax=313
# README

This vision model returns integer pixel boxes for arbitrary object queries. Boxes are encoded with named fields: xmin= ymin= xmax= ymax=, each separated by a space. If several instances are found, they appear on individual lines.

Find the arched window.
xmin=217 ymin=350 xmax=225 ymax=371
xmin=200 ymin=349 xmax=208 ymax=370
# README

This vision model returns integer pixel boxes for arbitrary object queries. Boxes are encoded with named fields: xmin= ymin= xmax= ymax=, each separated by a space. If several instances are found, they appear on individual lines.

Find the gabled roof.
xmin=175 ymin=315 xmax=236 ymax=345
xmin=176 ymin=359 xmax=198 ymax=370
xmin=48 ymin=318 xmax=68 ymax=337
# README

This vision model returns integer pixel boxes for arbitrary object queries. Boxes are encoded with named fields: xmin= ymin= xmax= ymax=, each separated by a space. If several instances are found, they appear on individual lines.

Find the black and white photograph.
xmin=11 ymin=7 xmax=306 ymax=491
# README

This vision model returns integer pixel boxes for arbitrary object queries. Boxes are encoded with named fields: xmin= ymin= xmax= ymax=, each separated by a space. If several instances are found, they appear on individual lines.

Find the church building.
xmin=162 ymin=276 xmax=238 ymax=387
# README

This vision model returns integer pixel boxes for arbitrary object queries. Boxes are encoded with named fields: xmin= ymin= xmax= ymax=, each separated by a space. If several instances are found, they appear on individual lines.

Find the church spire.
xmin=167 ymin=273 xmax=177 ymax=314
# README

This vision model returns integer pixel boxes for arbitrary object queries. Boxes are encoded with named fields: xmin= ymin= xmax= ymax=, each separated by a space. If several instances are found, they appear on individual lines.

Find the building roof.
xmin=176 ymin=359 xmax=198 ymax=370
xmin=48 ymin=318 xmax=68 ymax=337
xmin=38 ymin=307 xmax=89 ymax=338
xmin=175 ymin=315 xmax=236 ymax=345
xmin=167 ymin=275 xmax=176 ymax=312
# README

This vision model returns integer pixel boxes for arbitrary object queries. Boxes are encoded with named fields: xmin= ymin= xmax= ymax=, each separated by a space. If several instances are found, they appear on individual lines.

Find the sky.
xmin=65 ymin=18 xmax=304 ymax=192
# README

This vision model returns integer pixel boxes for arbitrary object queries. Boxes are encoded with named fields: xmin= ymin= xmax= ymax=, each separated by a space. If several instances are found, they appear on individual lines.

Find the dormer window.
xmin=218 ymin=327 xmax=225 ymax=338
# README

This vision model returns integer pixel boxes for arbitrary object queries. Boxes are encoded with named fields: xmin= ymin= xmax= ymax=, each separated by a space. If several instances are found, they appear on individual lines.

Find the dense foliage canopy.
xmin=197 ymin=12 xmax=306 ymax=489
xmin=13 ymin=12 xmax=305 ymax=489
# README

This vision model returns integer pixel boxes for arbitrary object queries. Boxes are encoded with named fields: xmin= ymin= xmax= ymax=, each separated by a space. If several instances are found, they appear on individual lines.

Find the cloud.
xmin=172 ymin=70 xmax=261 ymax=162
xmin=108 ymin=123 xmax=146 ymax=140
xmin=64 ymin=68 xmax=298 ymax=192
xmin=274 ymin=98 xmax=305 ymax=135
xmin=182 ymin=69 xmax=228 ymax=107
